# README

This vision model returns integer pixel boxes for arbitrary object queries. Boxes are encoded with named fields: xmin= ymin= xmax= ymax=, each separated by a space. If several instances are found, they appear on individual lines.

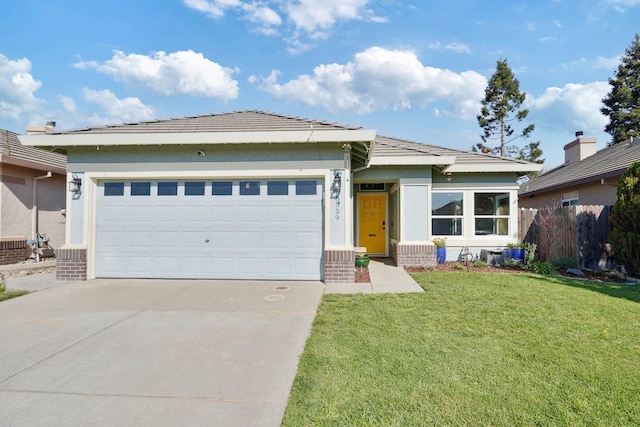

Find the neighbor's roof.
xmin=519 ymin=137 xmax=640 ymax=196
xmin=1 ymin=129 xmax=66 ymax=174
xmin=371 ymin=135 xmax=541 ymax=173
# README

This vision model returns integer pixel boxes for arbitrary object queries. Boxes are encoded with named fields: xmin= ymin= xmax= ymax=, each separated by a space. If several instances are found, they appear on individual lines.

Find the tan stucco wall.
xmin=519 ymin=178 xmax=619 ymax=209
xmin=0 ymin=163 xmax=66 ymax=250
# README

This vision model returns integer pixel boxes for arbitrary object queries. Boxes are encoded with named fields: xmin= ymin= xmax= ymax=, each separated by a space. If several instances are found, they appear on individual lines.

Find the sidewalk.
xmin=324 ymin=258 xmax=424 ymax=294
xmin=0 ymin=259 xmax=78 ymax=292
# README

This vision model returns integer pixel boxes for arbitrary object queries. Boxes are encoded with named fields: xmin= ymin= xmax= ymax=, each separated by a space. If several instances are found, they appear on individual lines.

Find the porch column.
xmin=324 ymin=169 xmax=355 ymax=283
xmin=394 ymin=180 xmax=437 ymax=268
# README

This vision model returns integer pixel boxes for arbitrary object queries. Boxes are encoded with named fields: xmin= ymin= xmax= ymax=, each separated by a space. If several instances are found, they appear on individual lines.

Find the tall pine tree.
xmin=476 ymin=59 xmax=539 ymax=163
xmin=601 ymin=34 xmax=640 ymax=145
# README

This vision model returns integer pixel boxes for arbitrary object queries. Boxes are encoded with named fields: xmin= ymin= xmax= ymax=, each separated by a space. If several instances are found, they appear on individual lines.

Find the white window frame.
xmin=431 ymin=191 xmax=464 ymax=237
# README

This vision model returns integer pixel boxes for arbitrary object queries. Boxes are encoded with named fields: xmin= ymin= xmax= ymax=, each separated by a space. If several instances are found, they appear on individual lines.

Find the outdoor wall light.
xmin=332 ymin=170 xmax=342 ymax=192
xmin=68 ymin=174 xmax=82 ymax=193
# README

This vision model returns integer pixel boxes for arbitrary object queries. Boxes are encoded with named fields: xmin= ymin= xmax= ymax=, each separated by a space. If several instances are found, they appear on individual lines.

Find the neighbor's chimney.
xmin=564 ymin=131 xmax=596 ymax=164
xmin=26 ymin=121 xmax=57 ymax=135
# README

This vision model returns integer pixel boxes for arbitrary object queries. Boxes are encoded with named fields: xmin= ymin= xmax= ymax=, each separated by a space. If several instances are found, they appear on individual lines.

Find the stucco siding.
xmin=354 ymin=165 xmax=431 ymax=181
xmin=67 ymin=143 xmax=344 ymax=173
xmin=519 ymin=180 xmax=618 ymax=209
xmin=0 ymin=163 xmax=66 ymax=252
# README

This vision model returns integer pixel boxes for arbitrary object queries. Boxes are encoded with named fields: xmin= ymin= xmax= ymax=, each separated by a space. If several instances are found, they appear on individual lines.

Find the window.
xmin=212 ymin=181 xmax=233 ymax=196
xmin=131 ymin=182 xmax=151 ymax=196
xmin=240 ymin=181 xmax=260 ymax=196
xmin=295 ymin=180 xmax=317 ymax=195
xmin=158 ymin=182 xmax=178 ymax=196
xmin=104 ymin=182 xmax=124 ymax=196
xmin=561 ymin=192 xmax=579 ymax=207
xmin=432 ymin=192 xmax=463 ymax=236
xmin=474 ymin=192 xmax=510 ymax=236
xmin=267 ymin=181 xmax=288 ymax=195
xmin=185 ymin=181 xmax=205 ymax=196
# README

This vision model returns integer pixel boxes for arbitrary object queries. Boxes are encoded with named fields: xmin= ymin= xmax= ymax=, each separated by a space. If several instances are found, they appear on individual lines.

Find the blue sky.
xmin=1 ymin=0 xmax=639 ymax=169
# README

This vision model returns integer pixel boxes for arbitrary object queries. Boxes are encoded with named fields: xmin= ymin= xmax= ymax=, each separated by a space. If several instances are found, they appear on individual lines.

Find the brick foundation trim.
xmin=393 ymin=243 xmax=436 ymax=268
xmin=0 ymin=239 xmax=27 ymax=265
xmin=324 ymin=249 xmax=355 ymax=283
xmin=56 ymin=247 xmax=87 ymax=281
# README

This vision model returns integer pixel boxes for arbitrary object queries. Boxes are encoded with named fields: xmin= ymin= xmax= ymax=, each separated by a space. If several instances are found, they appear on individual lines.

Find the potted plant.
xmin=506 ymin=242 xmax=525 ymax=263
xmin=355 ymin=251 xmax=370 ymax=268
xmin=433 ymin=237 xmax=447 ymax=264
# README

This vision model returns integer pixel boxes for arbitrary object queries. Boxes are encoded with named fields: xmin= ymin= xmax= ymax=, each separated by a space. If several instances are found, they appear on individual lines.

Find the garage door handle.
xmin=369 ymin=234 xmax=376 ymax=237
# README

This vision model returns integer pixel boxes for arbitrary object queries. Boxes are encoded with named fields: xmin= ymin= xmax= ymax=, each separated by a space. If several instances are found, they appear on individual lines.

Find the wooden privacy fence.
xmin=519 ymin=205 xmax=613 ymax=269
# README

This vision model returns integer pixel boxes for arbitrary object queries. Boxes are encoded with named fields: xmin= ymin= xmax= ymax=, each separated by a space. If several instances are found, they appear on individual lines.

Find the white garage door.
xmin=95 ymin=179 xmax=324 ymax=280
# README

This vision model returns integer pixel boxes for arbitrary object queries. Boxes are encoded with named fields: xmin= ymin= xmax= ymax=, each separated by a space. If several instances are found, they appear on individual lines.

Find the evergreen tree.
xmin=601 ymin=34 xmax=640 ymax=145
xmin=609 ymin=161 xmax=640 ymax=277
xmin=476 ymin=59 xmax=536 ymax=158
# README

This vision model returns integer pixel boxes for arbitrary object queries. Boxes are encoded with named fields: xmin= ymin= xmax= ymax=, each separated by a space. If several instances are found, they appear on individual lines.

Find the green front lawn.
xmin=0 ymin=283 xmax=28 ymax=302
xmin=283 ymin=273 xmax=640 ymax=426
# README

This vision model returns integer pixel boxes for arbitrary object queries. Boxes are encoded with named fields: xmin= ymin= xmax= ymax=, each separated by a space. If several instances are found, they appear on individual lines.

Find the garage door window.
xmin=268 ymin=181 xmax=288 ymax=195
xmin=158 ymin=182 xmax=178 ymax=196
xmin=131 ymin=182 xmax=151 ymax=196
xmin=240 ymin=181 xmax=260 ymax=195
xmin=296 ymin=180 xmax=317 ymax=195
xmin=212 ymin=181 xmax=232 ymax=196
xmin=185 ymin=181 xmax=205 ymax=196
xmin=104 ymin=182 xmax=124 ymax=196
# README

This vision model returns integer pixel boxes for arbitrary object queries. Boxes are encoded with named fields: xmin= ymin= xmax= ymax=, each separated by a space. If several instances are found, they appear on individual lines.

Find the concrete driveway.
xmin=0 ymin=279 xmax=324 ymax=427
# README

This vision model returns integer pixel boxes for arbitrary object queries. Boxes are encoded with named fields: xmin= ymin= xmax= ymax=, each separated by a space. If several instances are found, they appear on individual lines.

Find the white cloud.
xmin=182 ymin=0 xmax=241 ymax=18
xmin=74 ymin=50 xmax=239 ymax=101
xmin=183 ymin=0 xmax=386 ymax=51
xmin=58 ymin=96 xmax=77 ymax=113
xmin=594 ymin=55 xmax=621 ymax=69
xmin=0 ymin=54 xmax=43 ymax=119
xmin=286 ymin=0 xmax=386 ymax=36
xmin=249 ymin=46 xmax=486 ymax=118
xmin=81 ymin=88 xmax=155 ymax=125
xmin=604 ymin=0 xmax=640 ymax=12
xmin=526 ymin=81 xmax=610 ymax=134
xmin=427 ymin=41 xmax=471 ymax=54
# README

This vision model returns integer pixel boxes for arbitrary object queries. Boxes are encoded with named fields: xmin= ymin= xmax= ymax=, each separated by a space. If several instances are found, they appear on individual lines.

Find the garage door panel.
xmin=265 ymin=231 xmax=291 ymax=249
xmin=96 ymin=180 xmax=323 ymax=280
xmin=210 ymin=231 xmax=234 ymax=248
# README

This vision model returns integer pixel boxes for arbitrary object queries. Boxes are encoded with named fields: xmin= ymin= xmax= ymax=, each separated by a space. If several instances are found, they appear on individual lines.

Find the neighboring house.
xmin=20 ymin=111 xmax=541 ymax=282
xmin=1 ymin=126 xmax=66 ymax=265
xmin=519 ymin=132 xmax=640 ymax=208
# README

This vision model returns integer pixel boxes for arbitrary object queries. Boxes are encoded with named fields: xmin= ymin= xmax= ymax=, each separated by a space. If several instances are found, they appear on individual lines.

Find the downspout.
xmin=32 ymin=172 xmax=52 ymax=261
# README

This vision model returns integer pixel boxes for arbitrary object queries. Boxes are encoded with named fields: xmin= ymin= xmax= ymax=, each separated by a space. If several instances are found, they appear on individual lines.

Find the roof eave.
xmin=19 ymin=129 xmax=377 ymax=147
xmin=0 ymin=155 xmax=66 ymax=175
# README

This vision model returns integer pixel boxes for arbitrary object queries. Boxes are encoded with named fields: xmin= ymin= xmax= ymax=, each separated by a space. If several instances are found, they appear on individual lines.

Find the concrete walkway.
xmin=324 ymin=257 xmax=424 ymax=294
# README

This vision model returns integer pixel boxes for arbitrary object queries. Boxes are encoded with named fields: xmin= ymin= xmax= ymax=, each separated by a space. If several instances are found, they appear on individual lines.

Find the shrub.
xmin=532 ymin=261 xmax=556 ymax=275
xmin=473 ymin=260 xmax=489 ymax=268
xmin=552 ymin=257 xmax=578 ymax=270
xmin=609 ymin=161 xmax=640 ymax=277
xmin=453 ymin=263 xmax=465 ymax=270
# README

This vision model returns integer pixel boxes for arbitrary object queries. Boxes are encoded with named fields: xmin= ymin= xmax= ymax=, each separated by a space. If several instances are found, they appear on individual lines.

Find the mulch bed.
xmin=406 ymin=262 xmax=630 ymax=283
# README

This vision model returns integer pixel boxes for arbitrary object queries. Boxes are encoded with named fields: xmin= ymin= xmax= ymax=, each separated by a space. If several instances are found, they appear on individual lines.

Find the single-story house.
xmin=20 ymin=111 xmax=541 ymax=282
xmin=1 ymin=127 xmax=66 ymax=265
xmin=519 ymin=132 xmax=640 ymax=208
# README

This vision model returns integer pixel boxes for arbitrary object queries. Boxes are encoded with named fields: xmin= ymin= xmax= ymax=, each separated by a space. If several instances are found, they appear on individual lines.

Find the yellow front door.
xmin=358 ymin=194 xmax=387 ymax=255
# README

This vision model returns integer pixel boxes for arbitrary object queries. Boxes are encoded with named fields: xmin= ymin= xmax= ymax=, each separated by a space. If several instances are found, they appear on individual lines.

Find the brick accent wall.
xmin=56 ymin=247 xmax=87 ymax=281
xmin=324 ymin=249 xmax=355 ymax=283
xmin=0 ymin=240 xmax=27 ymax=265
xmin=394 ymin=243 xmax=437 ymax=268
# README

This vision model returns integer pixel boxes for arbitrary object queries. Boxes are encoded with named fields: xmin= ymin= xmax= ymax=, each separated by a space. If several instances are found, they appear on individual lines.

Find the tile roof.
xmin=1 ymin=129 xmax=66 ymax=172
xmin=373 ymin=135 xmax=534 ymax=167
xmin=519 ymin=137 xmax=640 ymax=196
xmin=54 ymin=110 xmax=362 ymax=134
